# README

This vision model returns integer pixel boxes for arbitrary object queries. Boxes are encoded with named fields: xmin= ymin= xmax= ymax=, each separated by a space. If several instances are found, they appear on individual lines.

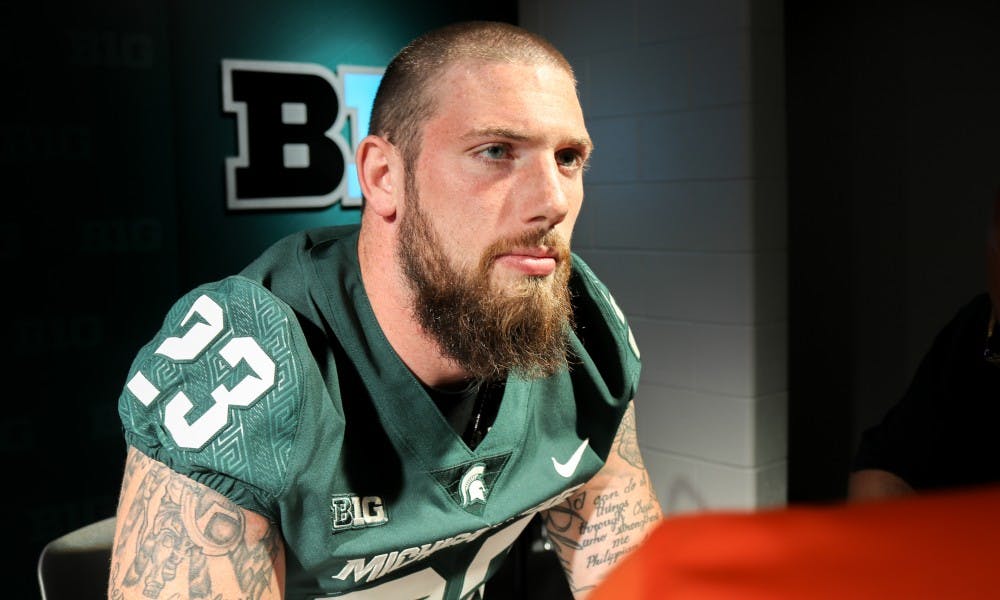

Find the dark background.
xmin=786 ymin=1 xmax=1000 ymax=502
xmin=4 ymin=1 xmax=1000 ymax=597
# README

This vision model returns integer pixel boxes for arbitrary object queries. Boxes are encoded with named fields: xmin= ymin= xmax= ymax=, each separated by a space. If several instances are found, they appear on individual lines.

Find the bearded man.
xmin=110 ymin=21 xmax=662 ymax=599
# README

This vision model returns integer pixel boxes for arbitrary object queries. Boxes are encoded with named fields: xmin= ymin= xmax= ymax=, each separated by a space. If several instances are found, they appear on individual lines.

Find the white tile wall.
xmin=635 ymin=0 xmax=752 ymax=42
xmin=522 ymin=0 xmax=636 ymax=56
xmin=579 ymin=250 xmax=756 ymax=324
xmin=576 ymin=181 xmax=756 ymax=252
xmin=581 ymin=117 xmax=640 ymax=183
xmin=635 ymin=383 xmax=787 ymax=467
xmin=576 ymin=178 xmax=788 ymax=253
xmin=587 ymin=45 xmax=690 ymax=115
xmin=637 ymin=108 xmax=754 ymax=180
xmin=643 ymin=448 xmax=786 ymax=513
xmin=523 ymin=0 xmax=788 ymax=514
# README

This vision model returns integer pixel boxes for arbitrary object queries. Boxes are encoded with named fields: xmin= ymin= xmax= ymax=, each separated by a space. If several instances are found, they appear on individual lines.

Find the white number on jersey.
xmin=126 ymin=294 xmax=276 ymax=449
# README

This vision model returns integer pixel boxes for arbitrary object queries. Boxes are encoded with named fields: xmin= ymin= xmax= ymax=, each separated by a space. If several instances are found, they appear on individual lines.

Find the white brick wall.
xmin=521 ymin=0 xmax=788 ymax=513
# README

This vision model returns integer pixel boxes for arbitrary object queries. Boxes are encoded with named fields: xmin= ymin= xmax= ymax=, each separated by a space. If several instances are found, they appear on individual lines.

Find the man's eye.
xmin=556 ymin=149 xmax=583 ymax=168
xmin=480 ymin=145 xmax=510 ymax=160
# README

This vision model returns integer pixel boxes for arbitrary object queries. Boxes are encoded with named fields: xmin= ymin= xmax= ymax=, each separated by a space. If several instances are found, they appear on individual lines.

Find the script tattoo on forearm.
xmin=541 ymin=491 xmax=592 ymax=593
xmin=543 ymin=405 xmax=662 ymax=594
xmin=578 ymin=474 xmax=660 ymax=569
xmin=109 ymin=451 xmax=280 ymax=600
xmin=542 ymin=492 xmax=588 ymax=559
xmin=545 ymin=474 xmax=661 ymax=593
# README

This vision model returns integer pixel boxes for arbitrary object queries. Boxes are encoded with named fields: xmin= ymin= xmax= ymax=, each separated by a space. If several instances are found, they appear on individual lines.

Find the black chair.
xmin=37 ymin=517 xmax=116 ymax=600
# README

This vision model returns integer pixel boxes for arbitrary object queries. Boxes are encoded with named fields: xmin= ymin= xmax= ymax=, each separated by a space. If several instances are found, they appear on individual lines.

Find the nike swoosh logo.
xmin=552 ymin=438 xmax=590 ymax=478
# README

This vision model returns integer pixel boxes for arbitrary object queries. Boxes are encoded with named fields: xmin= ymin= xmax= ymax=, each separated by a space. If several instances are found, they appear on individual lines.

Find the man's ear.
xmin=356 ymin=135 xmax=402 ymax=219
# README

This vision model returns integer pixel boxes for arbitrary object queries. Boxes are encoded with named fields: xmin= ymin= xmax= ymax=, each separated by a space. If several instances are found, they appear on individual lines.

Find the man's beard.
xmin=397 ymin=191 xmax=574 ymax=382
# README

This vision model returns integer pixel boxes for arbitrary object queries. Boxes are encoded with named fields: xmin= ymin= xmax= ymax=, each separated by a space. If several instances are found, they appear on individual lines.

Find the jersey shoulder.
xmin=569 ymin=254 xmax=642 ymax=403
xmin=118 ymin=275 xmax=313 ymax=519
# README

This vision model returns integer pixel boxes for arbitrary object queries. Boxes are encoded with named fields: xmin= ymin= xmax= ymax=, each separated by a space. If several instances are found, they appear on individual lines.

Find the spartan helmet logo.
xmin=459 ymin=464 xmax=488 ymax=507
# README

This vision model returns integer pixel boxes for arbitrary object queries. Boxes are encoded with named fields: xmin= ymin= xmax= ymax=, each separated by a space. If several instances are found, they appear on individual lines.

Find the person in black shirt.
xmin=849 ymin=193 xmax=1000 ymax=500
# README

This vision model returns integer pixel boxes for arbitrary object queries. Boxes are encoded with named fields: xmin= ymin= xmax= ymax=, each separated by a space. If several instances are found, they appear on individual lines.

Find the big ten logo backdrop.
xmin=222 ymin=60 xmax=383 ymax=210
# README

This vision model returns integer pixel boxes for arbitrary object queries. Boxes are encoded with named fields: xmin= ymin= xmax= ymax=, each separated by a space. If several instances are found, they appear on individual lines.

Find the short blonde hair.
xmin=369 ymin=21 xmax=575 ymax=168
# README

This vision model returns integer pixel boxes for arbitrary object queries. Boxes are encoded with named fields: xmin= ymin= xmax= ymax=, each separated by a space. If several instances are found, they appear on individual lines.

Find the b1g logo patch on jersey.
xmin=330 ymin=494 xmax=388 ymax=532
xmin=221 ymin=59 xmax=383 ymax=211
xmin=430 ymin=453 xmax=511 ymax=516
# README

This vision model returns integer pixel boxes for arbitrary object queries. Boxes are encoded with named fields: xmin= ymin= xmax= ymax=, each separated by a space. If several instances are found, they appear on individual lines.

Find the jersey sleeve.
xmin=117 ymin=276 xmax=307 ymax=520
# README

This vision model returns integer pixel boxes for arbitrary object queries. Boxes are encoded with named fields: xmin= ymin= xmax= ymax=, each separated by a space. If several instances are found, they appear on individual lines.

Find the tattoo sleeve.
xmin=614 ymin=406 xmax=643 ymax=469
xmin=109 ymin=447 xmax=284 ymax=600
xmin=541 ymin=403 xmax=663 ymax=597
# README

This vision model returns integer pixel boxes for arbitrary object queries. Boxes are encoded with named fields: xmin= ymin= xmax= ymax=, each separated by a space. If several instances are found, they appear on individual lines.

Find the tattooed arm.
xmin=540 ymin=401 xmax=664 ymax=598
xmin=108 ymin=446 xmax=285 ymax=600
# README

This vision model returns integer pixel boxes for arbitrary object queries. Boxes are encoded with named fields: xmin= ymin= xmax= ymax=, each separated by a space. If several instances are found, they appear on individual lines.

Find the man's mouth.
xmin=480 ymin=228 xmax=570 ymax=278
xmin=494 ymin=247 xmax=559 ymax=276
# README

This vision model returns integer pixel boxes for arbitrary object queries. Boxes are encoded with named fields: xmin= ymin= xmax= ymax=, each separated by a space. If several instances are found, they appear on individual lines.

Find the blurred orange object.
xmin=590 ymin=485 xmax=1000 ymax=599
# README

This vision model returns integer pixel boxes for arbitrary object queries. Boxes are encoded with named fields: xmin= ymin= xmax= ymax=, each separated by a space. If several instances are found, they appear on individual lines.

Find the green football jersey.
xmin=118 ymin=226 xmax=641 ymax=599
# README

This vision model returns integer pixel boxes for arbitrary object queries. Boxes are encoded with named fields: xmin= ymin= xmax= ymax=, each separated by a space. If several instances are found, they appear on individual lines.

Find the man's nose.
xmin=521 ymin=153 xmax=571 ymax=227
